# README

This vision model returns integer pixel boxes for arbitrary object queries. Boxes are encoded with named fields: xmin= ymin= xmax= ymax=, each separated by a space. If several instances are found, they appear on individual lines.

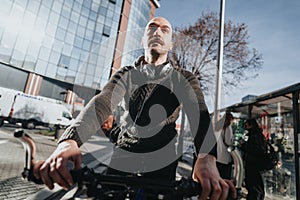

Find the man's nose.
xmin=153 ymin=27 xmax=162 ymax=36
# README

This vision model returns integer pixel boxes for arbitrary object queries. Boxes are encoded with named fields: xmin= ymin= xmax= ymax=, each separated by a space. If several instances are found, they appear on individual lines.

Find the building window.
xmin=39 ymin=77 xmax=69 ymax=100
xmin=109 ymin=0 xmax=116 ymax=4
xmin=83 ymin=0 xmax=92 ymax=9
xmin=0 ymin=63 xmax=27 ymax=91
xmin=83 ymin=39 xmax=91 ymax=51
xmin=74 ymin=36 xmax=83 ymax=48
xmin=103 ymin=25 xmax=111 ymax=37
xmin=55 ymin=27 xmax=66 ymax=41
xmin=99 ymin=6 xmax=107 ymax=16
xmin=58 ymin=54 xmax=70 ymax=69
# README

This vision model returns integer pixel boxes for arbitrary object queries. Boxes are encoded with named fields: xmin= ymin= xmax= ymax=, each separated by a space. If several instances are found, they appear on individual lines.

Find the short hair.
xmin=245 ymin=118 xmax=260 ymax=130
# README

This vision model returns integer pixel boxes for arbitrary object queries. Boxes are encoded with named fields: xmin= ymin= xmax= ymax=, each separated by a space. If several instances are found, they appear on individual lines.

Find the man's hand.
xmin=192 ymin=154 xmax=236 ymax=200
xmin=33 ymin=140 xmax=82 ymax=190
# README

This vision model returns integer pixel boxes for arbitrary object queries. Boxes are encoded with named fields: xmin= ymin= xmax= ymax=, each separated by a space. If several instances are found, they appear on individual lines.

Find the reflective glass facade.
xmin=0 ymin=0 xmax=159 ymax=103
xmin=121 ymin=0 xmax=151 ymax=66
xmin=0 ymin=0 xmax=123 ymax=92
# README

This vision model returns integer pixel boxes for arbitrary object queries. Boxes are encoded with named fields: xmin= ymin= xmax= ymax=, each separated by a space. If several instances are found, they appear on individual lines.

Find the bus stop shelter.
xmin=225 ymin=82 xmax=300 ymax=199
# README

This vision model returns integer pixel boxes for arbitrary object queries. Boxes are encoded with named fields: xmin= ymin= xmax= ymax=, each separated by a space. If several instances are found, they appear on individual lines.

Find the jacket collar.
xmin=134 ymin=56 xmax=173 ymax=79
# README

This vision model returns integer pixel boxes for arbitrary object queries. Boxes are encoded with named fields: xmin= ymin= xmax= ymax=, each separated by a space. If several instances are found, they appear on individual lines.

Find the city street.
xmin=0 ymin=0 xmax=299 ymax=199
xmin=0 ymin=125 xmax=195 ymax=199
xmin=0 ymin=125 xmax=57 ymax=180
xmin=0 ymin=125 xmax=58 ymax=199
xmin=0 ymin=125 xmax=113 ymax=199
xmin=0 ymin=125 xmax=280 ymax=200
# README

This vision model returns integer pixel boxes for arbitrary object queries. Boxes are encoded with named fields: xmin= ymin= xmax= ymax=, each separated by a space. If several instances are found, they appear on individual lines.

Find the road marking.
xmin=0 ymin=139 xmax=9 ymax=144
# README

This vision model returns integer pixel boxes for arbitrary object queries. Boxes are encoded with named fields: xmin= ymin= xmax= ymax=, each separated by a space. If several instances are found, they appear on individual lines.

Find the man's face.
xmin=244 ymin=122 xmax=251 ymax=131
xmin=143 ymin=17 xmax=172 ymax=54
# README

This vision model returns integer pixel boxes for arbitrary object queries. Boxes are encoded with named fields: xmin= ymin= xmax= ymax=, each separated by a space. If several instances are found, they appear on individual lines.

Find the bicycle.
xmin=14 ymin=129 xmax=244 ymax=200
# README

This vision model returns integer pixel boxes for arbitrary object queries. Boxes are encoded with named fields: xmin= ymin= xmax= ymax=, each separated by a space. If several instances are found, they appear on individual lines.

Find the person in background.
xmin=33 ymin=17 xmax=236 ymax=200
xmin=240 ymin=118 xmax=266 ymax=200
xmin=216 ymin=112 xmax=234 ymax=179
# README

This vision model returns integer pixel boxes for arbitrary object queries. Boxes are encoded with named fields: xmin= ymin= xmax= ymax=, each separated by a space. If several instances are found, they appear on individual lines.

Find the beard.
xmin=149 ymin=48 xmax=160 ymax=58
xmin=148 ymin=36 xmax=164 ymax=46
xmin=149 ymin=46 xmax=168 ymax=57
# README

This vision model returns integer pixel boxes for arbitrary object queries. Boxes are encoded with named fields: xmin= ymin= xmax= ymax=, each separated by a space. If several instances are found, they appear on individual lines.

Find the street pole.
xmin=214 ymin=0 xmax=226 ymax=124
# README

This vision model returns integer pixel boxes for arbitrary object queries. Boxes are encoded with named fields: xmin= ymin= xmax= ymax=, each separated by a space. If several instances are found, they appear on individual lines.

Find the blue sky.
xmin=155 ymin=0 xmax=300 ymax=111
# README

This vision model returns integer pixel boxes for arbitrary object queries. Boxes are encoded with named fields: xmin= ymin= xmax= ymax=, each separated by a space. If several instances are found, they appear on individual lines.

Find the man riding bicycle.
xmin=33 ymin=17 xmax=236 ymax=200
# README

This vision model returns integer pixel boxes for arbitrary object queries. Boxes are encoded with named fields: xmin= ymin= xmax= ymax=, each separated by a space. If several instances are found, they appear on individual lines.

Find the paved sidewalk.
xmin=0 ymin=128 xmax=57 ymax=180
xmin=0 ymin=128 xmax=111 ymax=200
xmin=0 ymin=128 xmax=57 ymax=199
xmin=0 ymin=176 xmax=45 ymax=200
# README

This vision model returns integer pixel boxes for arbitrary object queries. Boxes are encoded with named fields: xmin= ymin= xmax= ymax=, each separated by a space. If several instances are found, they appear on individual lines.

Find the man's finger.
xmin=73 ymin=154 xmax=82 ymax=170
xmin=219 ymin=179 xmax=229 ymax=200
xmin=49 ymin=161 xmax=70 ymax=190
xmin=225 ymin=179 xmax=237 ymax=199
xmin=197 ymin=179 xmax=211 ymax=200
xmin=56 ymin=157 xmax=73 ymax=186
xmin=40 ymin=162 xmax=54 ymax=190
xmin=33 ymin=160 xmax=44 ymax=179
xmin=209 ymin=179 xmax=222 ymax=200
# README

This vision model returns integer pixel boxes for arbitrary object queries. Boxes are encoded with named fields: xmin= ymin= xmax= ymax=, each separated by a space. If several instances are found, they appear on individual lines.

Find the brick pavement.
xmin=0 ymin=128 xmax=57 ymax=199
xmin=0 ymin=128 xmax=109 ymax=200
xmin=0 ymin=176 xmax=45 ymax=200
xmin=0 ymin=128 xmax=57 ymax=180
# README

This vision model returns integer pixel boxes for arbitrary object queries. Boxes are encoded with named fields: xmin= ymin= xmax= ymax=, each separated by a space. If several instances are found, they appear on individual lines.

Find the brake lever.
xmin=14 ymin=129 xmax=43 ymax=184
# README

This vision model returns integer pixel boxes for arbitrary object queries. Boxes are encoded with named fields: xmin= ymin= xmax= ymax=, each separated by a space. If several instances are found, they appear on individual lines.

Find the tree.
xmin=170 ymin=12 xmax=263 ymax=94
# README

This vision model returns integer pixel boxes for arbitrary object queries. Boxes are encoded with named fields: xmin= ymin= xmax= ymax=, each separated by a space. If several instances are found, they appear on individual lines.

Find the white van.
xmin=0 ymin=87 xmax=18 ymax=126
xmin=0 ymin=87 xmax=74 ymax=129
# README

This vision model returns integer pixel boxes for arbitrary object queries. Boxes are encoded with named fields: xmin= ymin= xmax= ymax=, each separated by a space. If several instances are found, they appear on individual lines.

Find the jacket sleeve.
xmin=58 ymin=67 xmax=131 ymax=146
xmin=224 ymin=127 xmax=234 ymax=146
xmin=175 ymin=69 xmax=217 ymax=157
xmin=241 ymin=131 xmax=266 ymax=155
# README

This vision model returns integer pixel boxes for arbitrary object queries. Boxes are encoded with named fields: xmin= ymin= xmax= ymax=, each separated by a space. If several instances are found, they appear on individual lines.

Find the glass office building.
xmin=121 ymin=0 xmax=151 ymax=66
xmin=0 ymin=0 xmax=159 ymax=103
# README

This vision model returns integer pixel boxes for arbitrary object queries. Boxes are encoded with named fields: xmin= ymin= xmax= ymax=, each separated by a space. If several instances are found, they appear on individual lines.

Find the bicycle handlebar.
xmin=14 ymin=129 xmax=202 ymax=199
xmin=70 ymin=166 xmax=202 ymax=199
xmin=15 ymin=129 xmax=242 ymax=199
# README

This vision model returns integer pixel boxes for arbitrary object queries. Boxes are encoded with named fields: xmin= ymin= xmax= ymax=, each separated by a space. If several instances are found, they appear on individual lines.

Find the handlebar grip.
xmin=177 ymin=178 xmax=202 ymax=198
xmin=14 ymin=129 xmax=24 ymax=138
xmin=70 ymin=168 xmax=84 ymax=184
xmin=23 ymin=167 xmax=43 ymax=184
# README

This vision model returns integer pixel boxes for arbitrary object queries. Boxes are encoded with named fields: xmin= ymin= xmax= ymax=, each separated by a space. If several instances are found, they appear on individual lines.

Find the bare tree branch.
xmin=170 ymin=12 xmax=263 ymax=94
